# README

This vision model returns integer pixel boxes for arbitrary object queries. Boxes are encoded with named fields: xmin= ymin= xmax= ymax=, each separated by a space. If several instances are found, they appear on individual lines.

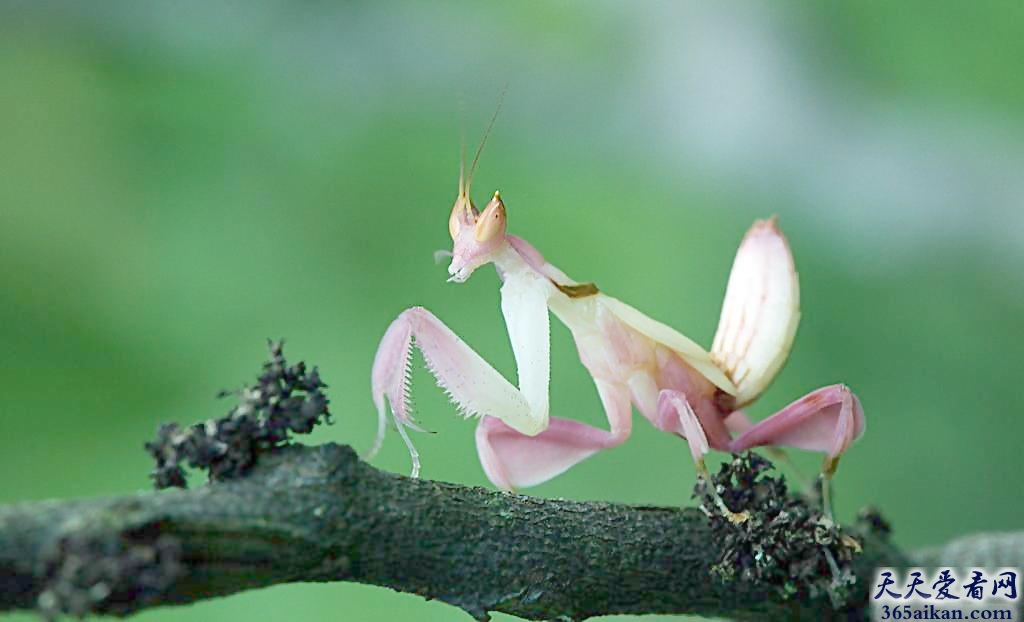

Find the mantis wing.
xmin=598 ymin=294 xmax=737 ymax=395
xmin=711 ymin=218 xmax=800 ymax=407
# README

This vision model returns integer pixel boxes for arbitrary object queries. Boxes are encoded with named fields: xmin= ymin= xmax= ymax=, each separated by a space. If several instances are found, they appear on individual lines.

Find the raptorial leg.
xmin=475 ymin=379 xmax=632 ymax=490
xmin=370 ymin=306 xmax=539 ymax=477
xmin=728 ymin=384 xmax=865 ymax=518
xmin=657 ymin=389 xmax=749 ymax=524
xmin=369 ymin=310 xmax=418 ymax=472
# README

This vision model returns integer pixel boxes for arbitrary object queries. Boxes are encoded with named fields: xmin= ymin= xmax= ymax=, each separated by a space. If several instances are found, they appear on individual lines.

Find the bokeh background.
xmin=2 ymin=2 xmax=1022 ymax=621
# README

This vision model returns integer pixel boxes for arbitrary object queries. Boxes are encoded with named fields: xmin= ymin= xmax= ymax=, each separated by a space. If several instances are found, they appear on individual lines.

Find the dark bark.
xmin=0 ymin=442 xmax=911 ymax=620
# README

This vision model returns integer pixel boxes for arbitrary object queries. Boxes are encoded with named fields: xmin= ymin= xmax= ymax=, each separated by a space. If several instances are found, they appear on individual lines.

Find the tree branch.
xmin=1 ymin=442 xmax=913 ymax=620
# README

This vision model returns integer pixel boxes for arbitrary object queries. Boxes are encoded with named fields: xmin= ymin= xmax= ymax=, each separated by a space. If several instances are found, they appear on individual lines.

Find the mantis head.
xmin=447 ymin=187 xmax=507 ymax=283
xmin=446 ymin=98 xmax=508 ymax=283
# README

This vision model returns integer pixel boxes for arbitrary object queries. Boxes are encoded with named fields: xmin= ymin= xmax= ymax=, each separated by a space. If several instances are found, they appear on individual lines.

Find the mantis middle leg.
xmin=475 ymin=378 xmax=632 ymax=490
xmin=729 ymin=384 xmax=865 ymax=517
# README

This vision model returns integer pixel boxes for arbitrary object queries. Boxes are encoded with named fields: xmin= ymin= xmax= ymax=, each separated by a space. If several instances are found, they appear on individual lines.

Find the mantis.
xmin=369 ymin=131 xmax=864 ymax=521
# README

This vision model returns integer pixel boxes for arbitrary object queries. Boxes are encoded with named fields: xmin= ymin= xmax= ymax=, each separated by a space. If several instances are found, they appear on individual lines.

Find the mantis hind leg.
xmin=728 ymin=384 xmax=865 ymax=519
xmin=724 ymin=410 xmax=813 ymax=491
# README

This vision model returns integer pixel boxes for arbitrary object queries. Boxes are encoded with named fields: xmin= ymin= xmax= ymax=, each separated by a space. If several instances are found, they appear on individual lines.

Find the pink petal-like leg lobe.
xmin=728 ymin=384 xmax=865 ymax=466
xmin=476 ymin=416 xmax=624 ymax=490
xmin=728 ymin=384 xmax=864 ymax=518
xmin=476 ymin=380 xmax=632 ymax=490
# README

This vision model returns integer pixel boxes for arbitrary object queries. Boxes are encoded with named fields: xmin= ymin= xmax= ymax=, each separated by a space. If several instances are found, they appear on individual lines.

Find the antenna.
xmin=458 ymin=96 xmax=467 ymax=197
xmin=465 ymin=85 xmax=508 ymax=196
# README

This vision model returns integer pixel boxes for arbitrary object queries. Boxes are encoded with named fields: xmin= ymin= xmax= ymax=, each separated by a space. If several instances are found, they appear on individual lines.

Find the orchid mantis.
xmin=369 ymin=142 xmax=864 ymax=521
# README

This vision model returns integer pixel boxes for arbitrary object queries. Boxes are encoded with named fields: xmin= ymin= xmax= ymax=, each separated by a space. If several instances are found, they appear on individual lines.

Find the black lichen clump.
xmin=697 ymin=453 xmax=862 ymax=608
xmin=145 ymin=340 xmax=331 ymax=489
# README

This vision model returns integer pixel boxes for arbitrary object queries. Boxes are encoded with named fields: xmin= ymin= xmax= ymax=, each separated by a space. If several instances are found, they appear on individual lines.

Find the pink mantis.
xmin=369 ymin=146 xmax=864 ymax=522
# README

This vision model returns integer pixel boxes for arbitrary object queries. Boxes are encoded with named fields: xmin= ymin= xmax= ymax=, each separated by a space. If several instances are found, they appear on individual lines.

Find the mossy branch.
xmin=2 ymin=442 xmax=910 ymax=621
xmin=0 ymin=344 xmax=1015 ymax=620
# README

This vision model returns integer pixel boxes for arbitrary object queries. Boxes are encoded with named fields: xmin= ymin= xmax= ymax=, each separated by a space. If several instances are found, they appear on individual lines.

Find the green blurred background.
xmin=2 ymin=2 xmax=1022 ymax=620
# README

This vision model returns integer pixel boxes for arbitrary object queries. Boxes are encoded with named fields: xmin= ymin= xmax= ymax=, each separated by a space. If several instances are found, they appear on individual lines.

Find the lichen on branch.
xmin=145 ymin=340 xmax=332 ymax=488
xmin=698 ymin=453 xmax=872 ymax=608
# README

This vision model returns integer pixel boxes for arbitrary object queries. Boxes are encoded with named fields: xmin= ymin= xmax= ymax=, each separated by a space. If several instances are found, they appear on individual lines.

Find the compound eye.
xmin=474 ymin=191 xmax=506 ymax=243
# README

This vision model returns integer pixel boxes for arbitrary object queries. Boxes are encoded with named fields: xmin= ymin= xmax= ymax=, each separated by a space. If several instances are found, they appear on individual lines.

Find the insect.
xmin=369 ymin=124 xmax=864 ymax=521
